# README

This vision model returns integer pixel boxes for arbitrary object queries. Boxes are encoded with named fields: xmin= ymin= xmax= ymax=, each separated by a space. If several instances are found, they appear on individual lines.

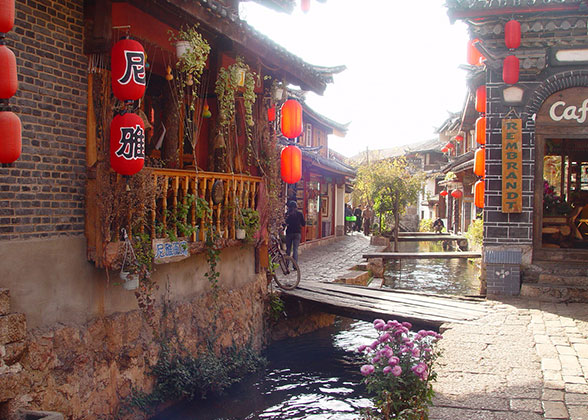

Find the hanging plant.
xmin=168 ymin=25 xmax=211 ymax=167
xmin=214 ymin=56 xmax=258 ymax=169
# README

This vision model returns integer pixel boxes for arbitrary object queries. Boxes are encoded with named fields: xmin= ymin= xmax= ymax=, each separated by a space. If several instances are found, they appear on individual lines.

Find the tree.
xmin=354 ymin=157 xmax=424 ymax=251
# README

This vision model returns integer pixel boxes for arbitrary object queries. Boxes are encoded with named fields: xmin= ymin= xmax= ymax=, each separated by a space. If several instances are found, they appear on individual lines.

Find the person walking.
xmin=363 ymin=206 xmax=374 ymax=236
xmin=353 ymin=206 xmax=363 ymax=232
xmin=344 ymin=204 xmax=353 ymax=234
xmin=285 ymin=200 xmax=305 ymax=266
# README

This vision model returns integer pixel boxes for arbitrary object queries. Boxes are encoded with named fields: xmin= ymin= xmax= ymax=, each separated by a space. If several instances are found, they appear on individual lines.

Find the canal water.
xmin=152 ymin=239 xmax=481 ymax=419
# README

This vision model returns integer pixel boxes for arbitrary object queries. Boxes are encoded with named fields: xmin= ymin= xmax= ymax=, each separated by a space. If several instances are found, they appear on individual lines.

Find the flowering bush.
xmin=358 ymin=319 xmax=442 ymax=419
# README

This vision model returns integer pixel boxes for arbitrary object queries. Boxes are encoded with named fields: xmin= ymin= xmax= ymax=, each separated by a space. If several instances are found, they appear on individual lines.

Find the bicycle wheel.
xmin=273 ymin=255 xmax=300 ymax=290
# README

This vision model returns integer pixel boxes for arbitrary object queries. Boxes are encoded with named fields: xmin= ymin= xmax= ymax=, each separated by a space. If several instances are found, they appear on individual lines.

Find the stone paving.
xmin=295 ymin=234 xmax=588 ymax=420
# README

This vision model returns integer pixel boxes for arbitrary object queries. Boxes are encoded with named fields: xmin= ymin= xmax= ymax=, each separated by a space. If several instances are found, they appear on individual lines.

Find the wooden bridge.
xmin=363 ymin=251 xmax=482 ymax=260
xmin=397 ymin=233 xmax=467 ymax=242
xmin=282 ymin=282 xmax=488 ymax=329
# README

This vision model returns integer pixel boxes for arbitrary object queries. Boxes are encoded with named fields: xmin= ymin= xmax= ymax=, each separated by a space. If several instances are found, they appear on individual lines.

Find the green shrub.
xmin=465 ymin=215 xmax=483 ymax=252
xmin=419 ymin=219 xmax=433 ymax=232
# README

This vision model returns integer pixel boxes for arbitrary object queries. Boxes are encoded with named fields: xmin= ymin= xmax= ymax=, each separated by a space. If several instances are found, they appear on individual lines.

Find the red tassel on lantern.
xmin=474 ymin=180 xmax=485 ymax=208
xmin=110 ymin=113 xmax=145 ymax=176
xmin=451 ymin=189 xmax=463 ymax=199
xmin=0 ymin=111 xmax=21 ymax=163
xmin=476 ymin=116 xmax=486 ymax=145
xmin=475 ymin=85 xmax=486 ymax=113
xmin=474 ymin=148 xmax=485 ymax=177
xmin=111 ymin=38 xmax=146 ymax=101
xmin=0 ymin=45 xmax=18 ymax=99
xmin=280 ymin=99 xmax=303 ymax=139
xmin=505 ymin=19 xmax=521 ymax=50
xmin=267 ymin=106 xmax=276 ymax=122
xmin=503 ymin=55 xmax=519 ymax=85
xmin=467 ymin=38 xmax=484 ymax=66
xmin=280 ymin=145 xmax=302 ymax=184
xmin=301 ymin=0 xmax=310 ymax=13
xmin=440 ymin=190 xmax=448 ymax=197
xmin=0 ymin=0 xmax=15 ymax=33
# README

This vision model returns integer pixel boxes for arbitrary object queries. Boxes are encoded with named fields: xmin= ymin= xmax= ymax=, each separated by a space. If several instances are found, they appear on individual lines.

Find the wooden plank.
xmin=363 ymin=252 xmax=482 ymax=260
xmin=398 ymin=235 xmax=465 ymax=242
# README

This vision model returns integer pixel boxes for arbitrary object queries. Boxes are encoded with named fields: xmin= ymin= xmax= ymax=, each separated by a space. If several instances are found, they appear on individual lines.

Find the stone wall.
xmin=0 ymin=0 xmax=87 ymax=241
xmin=1 ymin=274 xmax=267 ymax=419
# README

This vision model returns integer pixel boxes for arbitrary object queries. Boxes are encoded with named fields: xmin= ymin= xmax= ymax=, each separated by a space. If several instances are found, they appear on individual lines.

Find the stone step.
xmin=532 ymin=262 xmax=588 ymax=277
xmin=520 ymin=282 xmax=588 ymax=303
xmin=0 ymin=289 xmax=9 ymax=316
xmin=538 ymin=273 xmax=588 ymax=286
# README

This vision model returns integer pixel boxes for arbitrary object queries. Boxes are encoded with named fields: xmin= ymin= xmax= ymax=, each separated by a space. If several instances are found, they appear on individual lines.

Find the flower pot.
xmin=120 ymin=271 xmax=139 ymax=290
xmin=236 ymin=228 xmax=246 ymax=240
xmin=176 ymin=40 xmax=191 ymax=59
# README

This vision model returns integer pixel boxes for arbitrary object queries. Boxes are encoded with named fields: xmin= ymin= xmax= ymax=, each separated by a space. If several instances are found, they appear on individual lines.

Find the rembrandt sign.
xmin=502 ymin=119 xmax=522 ymax=213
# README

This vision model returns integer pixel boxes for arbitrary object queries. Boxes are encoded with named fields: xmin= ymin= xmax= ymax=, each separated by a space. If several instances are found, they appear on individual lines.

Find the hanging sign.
xmin=502 ymin=119 xmax=522 ymax=213
xmin=153 ymin=238 xmax=189 ymax=264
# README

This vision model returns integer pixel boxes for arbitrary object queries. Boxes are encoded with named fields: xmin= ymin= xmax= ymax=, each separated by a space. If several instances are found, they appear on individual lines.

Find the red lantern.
xmin=476 ymin=116 xmax=486 ymax=145
xmin=505 ymin=19 xmax=521 ymax=50
xmin=503 ymin=55 xmax=519 ymax=85
xmin=0 ymin=111 xmax=21 ymax=163
xmin=280 ymin=145 xmax=302 ymax=184
xmin=451 ymin=189 xmax=463 ymax=199
xmin=455 ymin=135 xmax=464 ymax=142
xmin=0 ymin=0 xmax=15 ymax=33
xmin=441 ymin=146 xmax=449 ymax=153
xmin=474 ymin=180 xmax=485 ymax=208
xmin=467 ymin=38 xmax=484 ymax=66
xmin=0 ymin=45 xmax=18 ymax=99
xmin=440 ymin=190 xmax=448 ymax=197
xmin=110 ymin=113 xmax=145 ymax=176
xmin=474 ymin=148 xmax=485 ymax=177
xmin=475 ymin=85 xmax=486 ymax=113
xmin=280 ymin=99 xmax=303 ymax=139
xmin=111 ymin=38 xmax=146 ymax=101
xmin=446 ymin=142 xmax=455 ymax=150
xmin=267 ymin=106 xmax=276 ymax=122
xmin=301 ymin=0 xmax=310 ymax=13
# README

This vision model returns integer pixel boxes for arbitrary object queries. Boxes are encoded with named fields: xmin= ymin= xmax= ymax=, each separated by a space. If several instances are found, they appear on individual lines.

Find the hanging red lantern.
xmin=503 ymin=55 xmax=519 ymax=85
xmin=451 ymin=189 xmax=463 ymax=199
xmin=467 ymin=38 xmax=484 ymax=66
xmin=474 ymin=148 xmax=485 ymax=177
xmin=110 ymin=112 xmax=145 ymax=176
xmin=280 ymin=145 xmax=302 ymax=184
xmin=441 ymin=146 xmax=449 ymax=153
xmin=446 ymin=142 xmax=455 ymax=150
xmin=474 ymin=180 xmax=485 ymax=208
xmin=0 ymin=0 xmax=15 ymax=33
xmin=475 ymin=85 xmax=486 ymax=113
xmin=267 ymin=106 xmax=276 ymax=122
xmin=301 ymin=0 xmax=310 ymax=13
xmin=440 ymin=190 xmax=449 ymax=197
xmin=0 ymin=45 xmax=18 ymax=99
xmin=476 ymin=116 xmax=486 ymax=145
xmin=455 ymin=134 xmax=464 ymax=142
xmin=0 ymin=110 xmax=21 ymax=163
xmin=280 ymin=99 xmax=303 ymax=139
xmin=505 ymin=19 xmax=521 ymax=50
xmin=111 ymin=38 xmax=146 ymax=101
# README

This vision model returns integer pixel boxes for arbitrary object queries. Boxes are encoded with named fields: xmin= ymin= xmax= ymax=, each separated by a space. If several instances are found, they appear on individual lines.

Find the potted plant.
xmin=237 ymin=208 xmax=260 ymax=242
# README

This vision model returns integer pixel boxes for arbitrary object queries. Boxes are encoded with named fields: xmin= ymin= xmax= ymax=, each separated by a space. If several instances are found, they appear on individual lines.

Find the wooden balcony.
xmin=85 ymin=167 xmax=263 ymax=267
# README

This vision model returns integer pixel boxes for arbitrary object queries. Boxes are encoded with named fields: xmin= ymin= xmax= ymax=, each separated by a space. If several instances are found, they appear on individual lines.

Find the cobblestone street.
xmin=295 ymin=235 xmax=588 ymax=420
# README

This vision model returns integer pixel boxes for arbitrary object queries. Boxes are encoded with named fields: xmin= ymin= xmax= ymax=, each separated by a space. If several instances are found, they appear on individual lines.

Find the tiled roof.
xmin=446 ymin=0 xmax=587 ymax=22
xmin=185 ymin=0 xmax=344 ymax=94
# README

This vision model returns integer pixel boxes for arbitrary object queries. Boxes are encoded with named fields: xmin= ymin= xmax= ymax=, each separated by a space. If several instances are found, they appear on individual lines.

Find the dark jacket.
xmin=285 ymin=210 xmax=306 ymax=235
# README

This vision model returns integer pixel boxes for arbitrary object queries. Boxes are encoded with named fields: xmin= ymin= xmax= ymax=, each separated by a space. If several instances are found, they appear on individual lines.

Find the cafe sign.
xmin=502 ymin=119 xmax=522 ymax=213
xmin=539 ymin=87 xmax=588 ymax=126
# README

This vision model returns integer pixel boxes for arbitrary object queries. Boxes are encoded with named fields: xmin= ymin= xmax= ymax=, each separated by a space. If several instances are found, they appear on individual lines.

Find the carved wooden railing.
xmin=150 ymin=169 xmax=261 ymax=242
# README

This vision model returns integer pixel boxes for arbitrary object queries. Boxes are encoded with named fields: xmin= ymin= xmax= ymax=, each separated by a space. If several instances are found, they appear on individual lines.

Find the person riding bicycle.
xmin=285 ymin=200 xmax=305 ymax=266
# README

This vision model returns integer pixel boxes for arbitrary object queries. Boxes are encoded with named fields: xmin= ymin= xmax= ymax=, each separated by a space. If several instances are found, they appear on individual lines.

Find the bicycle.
xmin=267 ymin=234 xmax=300 ymax=290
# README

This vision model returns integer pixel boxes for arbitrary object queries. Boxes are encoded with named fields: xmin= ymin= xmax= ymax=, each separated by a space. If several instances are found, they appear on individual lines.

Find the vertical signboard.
xmin=502 ymin=119 xmax=522 ymax=213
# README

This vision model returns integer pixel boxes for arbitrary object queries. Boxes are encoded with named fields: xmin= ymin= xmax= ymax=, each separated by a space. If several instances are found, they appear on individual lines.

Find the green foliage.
xmin=465 ymin=214 xmax=484 ymax=252
xmin=237 ymin=208 xmax=260 ymax=242
xmin=443 ymin=171 xmax=456 ymax=182
xmin=130 ymin=342 xmax=266 ymax=413
xmin=204 ymin=229 xmax=221 ymax=298
xmin=156 ymin=195 xmax=211 ymax=242
xmin=419 ymin=219 xmax=434 ymax=233
xmin=268 ymin=292 xmax=285 ymax=321
xmin=129 ymin=232 xmax=159 ymax=329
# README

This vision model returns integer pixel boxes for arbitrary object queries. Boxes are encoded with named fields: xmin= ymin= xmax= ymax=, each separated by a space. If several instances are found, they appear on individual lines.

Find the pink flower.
xmin=357 ymin=344 xmax=368 ymax=352
xmin=411 ymin=348 xmax=421 ymax=358
xmin=380 ymin=346 xmax=394 ymax=358
xmin=379 ymin=332 xmax=391 ymax=343
xmin=371 ymin=356 xmax=381 ymax=364
xmin=383 ymin=366 xmax=393 ymax=374
xmin=388 ymin=356 xmax=399 ymax=366
xmin=411 ymin=362 xmax=428 ymax=380
xmin=373 ymin=319 xmax=385 ymax=330
xmin=370 ymin=340 xmax=379 ymax=350
xmin=361 ymin=364 xmax=375 ymax=376
xmin=391 ymin=365 xmax=402 ymax=376
xmin=402 ymin=321 xmax=412 ymax=329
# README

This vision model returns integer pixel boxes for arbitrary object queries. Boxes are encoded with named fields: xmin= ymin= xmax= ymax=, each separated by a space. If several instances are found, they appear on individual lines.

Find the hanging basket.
xmin=120 ymin=228 xmax=140 ymax=291
xmin=176 ymin=40 xmax=191 ymax=59
xmin=120 ymin=270 xmax=139 ymax=290
xmin=236 ymin=228 xmax=246 ymax=240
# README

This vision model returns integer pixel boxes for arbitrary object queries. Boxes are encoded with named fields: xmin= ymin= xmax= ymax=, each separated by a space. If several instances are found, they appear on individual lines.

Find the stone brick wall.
xmin=0 ymin=0 xmax=87 ymax=240
xmin=483 ymin=69 xmax=536 ymax=246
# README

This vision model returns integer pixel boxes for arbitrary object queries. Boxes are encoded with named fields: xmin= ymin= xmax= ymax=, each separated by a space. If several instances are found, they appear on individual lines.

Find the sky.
xmin=239 ymin=0 xmax=470 ymax=158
